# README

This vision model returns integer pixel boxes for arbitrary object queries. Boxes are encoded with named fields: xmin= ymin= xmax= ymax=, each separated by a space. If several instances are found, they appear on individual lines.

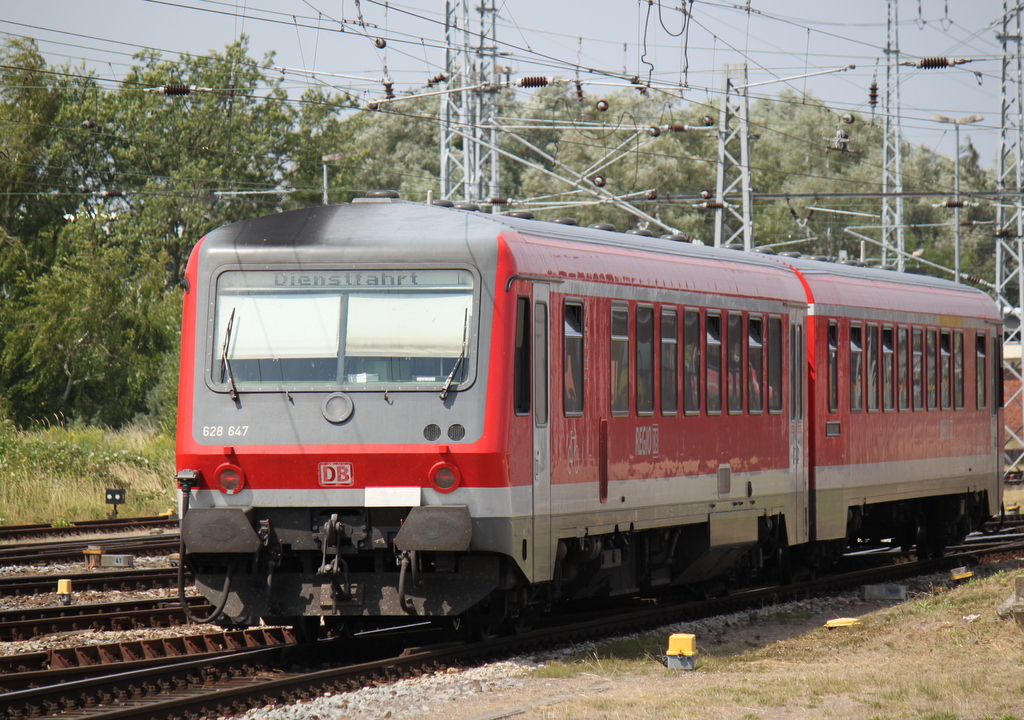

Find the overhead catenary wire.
xmin=0 ymin=1 xmax=1006 ymax=219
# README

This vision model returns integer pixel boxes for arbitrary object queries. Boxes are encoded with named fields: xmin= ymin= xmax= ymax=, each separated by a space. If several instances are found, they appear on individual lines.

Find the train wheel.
xmin=287 ymin=616 xmax=323 ymax=643
xmin=451 ymin=615 xmax=496 ymax=641
xmin=775 ymin=544 xmax=793 ymax=585
xmin=914 ymin=515 xmax=931 ymax=560
xmin=927 ymin=517 xmax=949 ymax=558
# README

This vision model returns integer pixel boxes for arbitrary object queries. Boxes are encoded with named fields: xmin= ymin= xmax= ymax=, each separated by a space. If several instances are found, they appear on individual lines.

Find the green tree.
xmin=0 ymin=215 xmax=178 ymax=425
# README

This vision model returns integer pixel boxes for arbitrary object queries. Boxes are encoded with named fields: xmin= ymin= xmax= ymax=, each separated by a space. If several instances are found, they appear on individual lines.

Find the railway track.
xmin=4 ymin=539 xmax=1020 ymax=720
xmin=0 ymin=596 xmax=210 ymax=642
xmin=0 ymin=516 xmax=178 ymax=542
xmin=0 ymin=534 xmax=180 ymax=567
xmin=0 ymin=626 xmax=300 ymax=693
xmin=0 ymin=567 xmax=182 ymax=596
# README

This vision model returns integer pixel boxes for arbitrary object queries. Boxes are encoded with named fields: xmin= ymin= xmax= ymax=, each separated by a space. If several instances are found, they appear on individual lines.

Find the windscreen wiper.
xmin=221 ymin=307 xmax=239 ymax=401
xmin=439 ymin=309 xmax=469 ymax=401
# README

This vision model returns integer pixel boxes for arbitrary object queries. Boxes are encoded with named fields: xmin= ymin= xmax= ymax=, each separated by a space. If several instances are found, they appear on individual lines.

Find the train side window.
xmin=706 ymin=312 xmax=722 ymax=414
xmin=533 ymin=301 xmax=549 ymax=426
xmin=976 ymin=332 xmax=987 ymax=410
xmin=727 ymin=313 xmax=743 ymax=414
xmin=866 ymin=324 xmax=879 ymax=412
xmin=940 ymin=330 xmax=952 ymax=410
xmin=897 ymin=327 xmax=909 ymax=411
xmin=660 ymin=308 xmax=679 ymax=415
xmin=912 ymin=328 xmax=924 ymax=410
xmin=953 ymin=330 xmax=964 ymax=409
xmin=514 ymin=297 xmax=531 ymax=415
xmin=748 ymin=316 xmax=764 ymax=414
xmin=849 ymin=323 xmax=863 ymax=413
xmin=563 ymin=301 xmax=584 ymax=416
xmin=789 ymin=323 xmax=804 ymax=420
xmin=926 ymin=329 xmax=938 ymax=410
xmin=790 ymin=324 xmax=796 ymax=417
xmin=611 ymin=305 xmax=630 ymax=416
xmin=881 ymin=327 xmax=894 ymax=411
xmin=636 ymin=306 xmax=655 ymax=415
xmin=767 ymin=316 xmax=783 ymax=413
xmin=683 ymin=310 xmax=701 ymax=414
xmin=827 ymin=321 xmax=839 ymax=413
xmin=798 ymin=324 xmax=804 ymax=420
xmin=994 ymin=335 xmax=1004 ymax=412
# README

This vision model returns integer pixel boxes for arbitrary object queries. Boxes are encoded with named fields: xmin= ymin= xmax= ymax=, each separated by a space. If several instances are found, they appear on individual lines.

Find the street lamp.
xmin=930 ymin=114 xmax=984 ymax=283
xmin=321 ymin=152 xmax=346 ymax=206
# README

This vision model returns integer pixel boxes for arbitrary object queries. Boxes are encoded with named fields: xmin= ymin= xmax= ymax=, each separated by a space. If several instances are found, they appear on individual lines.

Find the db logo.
xmin=318 ymin=462 xmax=354 ymax=487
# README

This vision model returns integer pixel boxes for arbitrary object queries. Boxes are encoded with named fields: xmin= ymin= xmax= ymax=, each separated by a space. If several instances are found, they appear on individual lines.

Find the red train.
xmin=175 ymin=193 xmax=1002 ymax=634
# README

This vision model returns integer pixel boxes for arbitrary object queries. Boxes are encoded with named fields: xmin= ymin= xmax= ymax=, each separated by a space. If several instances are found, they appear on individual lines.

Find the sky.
xmin=0 ymin=0 xmax=1017 ymax=169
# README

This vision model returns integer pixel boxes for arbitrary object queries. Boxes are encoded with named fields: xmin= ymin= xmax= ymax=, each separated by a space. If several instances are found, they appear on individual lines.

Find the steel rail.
xmin=0 ymin=568 xmax=182 ymax=596
xmin=0 ymin=596 xmax=210 ymax=642
xmin=0 ymin=517 xmax=178 ymax=542
xmin=0 ymin=535 xmax=180 ymax=566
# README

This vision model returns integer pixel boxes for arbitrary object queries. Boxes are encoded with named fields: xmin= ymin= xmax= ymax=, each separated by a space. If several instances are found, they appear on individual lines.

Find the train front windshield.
xmin=212 ymin=269 xmax=474 ymax=389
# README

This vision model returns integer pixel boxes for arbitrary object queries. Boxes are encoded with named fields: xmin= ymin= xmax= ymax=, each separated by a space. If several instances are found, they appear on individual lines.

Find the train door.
xmin=532 ymin=283 xmax=553 ymax=581
xmin=789 ymin=310 xmax=810 ymax=545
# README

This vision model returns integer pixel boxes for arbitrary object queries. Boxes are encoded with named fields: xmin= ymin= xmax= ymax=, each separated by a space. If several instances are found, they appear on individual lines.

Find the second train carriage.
xmin=175 ymin=195 xmax=1002 ymax=631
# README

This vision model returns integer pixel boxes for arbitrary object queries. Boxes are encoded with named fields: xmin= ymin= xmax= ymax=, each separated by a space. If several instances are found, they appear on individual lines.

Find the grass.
xmin=516 ymin=569 xmax=1024 ymax=720
xmin=0 ymin=418 xmax=176 ymax=525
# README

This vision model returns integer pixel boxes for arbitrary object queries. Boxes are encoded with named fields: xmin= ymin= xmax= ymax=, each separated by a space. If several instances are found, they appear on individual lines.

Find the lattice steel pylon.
xmin=996 ymin=0 xmax=1024 ymax=476
xmin=881 ymin=0 xmax=905 ymax=271
xmin=713 ymin=64 xmax=754 ymax=249
xmin=439 ymin=0 xmax=500 ymax=205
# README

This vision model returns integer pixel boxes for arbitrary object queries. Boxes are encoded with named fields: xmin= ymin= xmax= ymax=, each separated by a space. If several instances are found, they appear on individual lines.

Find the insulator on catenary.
xmin=593 ymin=175 xmax=606 ymax=187
xmin=100 ymin=190 xmax=123 ymax=198
xmin=868 ymin=81 xmax=879 ymax=107
xmin=383 ymin=82 xmax=394 ymax=99
xmin=629 ymin=75 xmax=647 ymax=94
xmin=81 ymin=119 xmax=96 ymax=129
xmin=699 ymin=189 xmax=714 ymax=199
xmin=701 ymin=200 xmax=726 ymax=209
xmin=944 ymin=199 xmax=967 ymax=208
xmin=903 ymin=57 xmax=972 ymax=69
xmin=150 ymin=84 xmax=195 ymax=96
xmin=374 ymin=37 xmax=386 ymax=49
xmin=650 ymin=123 xmax=701 ymax=136
xmin=426 ymin=73 xmax=449 ymax=87
xmin=489 ymin=197 xmax=509 ymax=205
xmin=574 ymin=80 xmax=584 ymax=104
xmin=516 ymin=76 xmax=548 ymax=88
xmin=596 ymin=100 xmax=609 ymax=112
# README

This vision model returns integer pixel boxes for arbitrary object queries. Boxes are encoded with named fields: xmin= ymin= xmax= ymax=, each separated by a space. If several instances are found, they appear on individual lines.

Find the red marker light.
xmin=216 ymin=463 xmax=245 ymax=494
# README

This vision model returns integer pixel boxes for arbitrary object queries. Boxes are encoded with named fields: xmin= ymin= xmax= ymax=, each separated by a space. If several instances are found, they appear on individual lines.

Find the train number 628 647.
xmin=202 ymin=425 xmax=249 ymax=437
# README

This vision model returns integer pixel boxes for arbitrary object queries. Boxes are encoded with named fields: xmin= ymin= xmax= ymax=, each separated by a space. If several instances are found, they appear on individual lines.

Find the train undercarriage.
xmin=181 ymin=489 xmax=992 ymax=637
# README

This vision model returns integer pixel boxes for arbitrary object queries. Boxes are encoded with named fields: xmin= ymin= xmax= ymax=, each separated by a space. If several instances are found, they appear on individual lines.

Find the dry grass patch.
xmin=1005 ymin=484 xmax=1024 ymax=511
xmin=517 ymin=569 xmax=1024 ymax=720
